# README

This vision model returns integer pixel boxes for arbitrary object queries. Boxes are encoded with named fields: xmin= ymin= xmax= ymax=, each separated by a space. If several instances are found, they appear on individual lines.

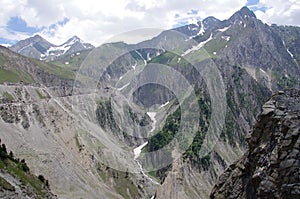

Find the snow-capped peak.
xmin=39 ymin=36 xmax=94 ymax=60
xmin=63 ymin=36 xmax=83 ymax=46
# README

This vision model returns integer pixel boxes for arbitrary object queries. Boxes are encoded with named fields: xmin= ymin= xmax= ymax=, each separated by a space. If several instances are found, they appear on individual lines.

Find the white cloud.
xmin=0 ymin=0 xmax=299 ymax=46
xmin=254 ymin=0 xmax=300 ymax=26
xmin=0 ymin=27 xmax=31 ymax=41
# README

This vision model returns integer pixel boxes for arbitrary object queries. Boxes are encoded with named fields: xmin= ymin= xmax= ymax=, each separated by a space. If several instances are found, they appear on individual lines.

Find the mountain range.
xmin=9 ymin=35 xmax=94 ymax=61
xmin=0 ymin=6 xmax=299 ymax=199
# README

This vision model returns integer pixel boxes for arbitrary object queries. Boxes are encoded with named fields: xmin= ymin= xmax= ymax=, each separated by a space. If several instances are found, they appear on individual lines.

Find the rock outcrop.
xmin=211 ymin=89 xmax=300 ymax=199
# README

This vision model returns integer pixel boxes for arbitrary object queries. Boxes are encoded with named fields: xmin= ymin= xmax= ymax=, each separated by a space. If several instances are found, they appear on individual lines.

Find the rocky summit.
xmin=211 ymin=89 xmax=300 ymax=199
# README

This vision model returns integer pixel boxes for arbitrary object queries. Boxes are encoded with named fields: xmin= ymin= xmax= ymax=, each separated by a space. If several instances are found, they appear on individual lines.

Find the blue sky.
xmin=0 ymin=0 xmax=299 ymax=46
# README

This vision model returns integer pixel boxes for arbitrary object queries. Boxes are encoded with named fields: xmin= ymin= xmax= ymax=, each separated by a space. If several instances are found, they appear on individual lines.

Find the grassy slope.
xmin=0 ymin=49 xmax=80 ymax=84
xmin=0 ymin=142 xmax=52 ymax=198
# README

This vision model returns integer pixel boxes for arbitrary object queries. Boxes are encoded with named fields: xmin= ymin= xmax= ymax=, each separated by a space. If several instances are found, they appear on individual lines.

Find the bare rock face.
xmin=211 ymin=89 xmax=300 ymax=199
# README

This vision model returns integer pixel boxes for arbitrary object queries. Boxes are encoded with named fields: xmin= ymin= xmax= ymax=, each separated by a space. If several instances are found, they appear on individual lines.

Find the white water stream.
xmin=133 ymin=110 xmax=160 ymax=189
xmin=147 ymin=112 xmax=157 ymax=133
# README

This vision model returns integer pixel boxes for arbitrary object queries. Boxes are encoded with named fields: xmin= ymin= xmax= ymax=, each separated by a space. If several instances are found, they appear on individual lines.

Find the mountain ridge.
xmin=9 ymin=35 xmax=94 ymax=61
xmin=211 ymin=89 xmax=300 ymax=199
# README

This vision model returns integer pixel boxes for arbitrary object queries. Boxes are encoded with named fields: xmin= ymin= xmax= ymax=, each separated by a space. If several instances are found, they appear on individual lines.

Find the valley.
xmin=0 ymin=6 xmax=299 ymax=199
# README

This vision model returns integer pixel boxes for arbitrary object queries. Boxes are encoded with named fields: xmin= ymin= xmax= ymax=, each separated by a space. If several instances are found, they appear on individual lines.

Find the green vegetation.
xmin=0 ymin=51 xmax=35 ymax=83
xmin=148 ymin=170 xmax=160 ymax=182
xmin=74 ymin=133 xmax=83 ymax=152
xmin=144 ymin=88 xmax=212 ymax=170
xmin=35 ymin=89 xmax=47 ymax=99
xmin=97 ymin=163 xmax=141 ymax=199
xmin=204 ymin=37 xmax=227 ymax=55
xmin=0 ymin=52 xmax=8 ymax=65
xmin=50 ymin=50 xmax=90 ymax=68
xmin=96 ymin=99 xmax=118 ymax=131
xmin=0 ymin=69 xmax=22 ymax=83
xmin=2 ymin=91 xmax=14 ymax=101
xmin=222 ymin=112 xmax=237 ymax=146
xmin=0 ymin=69 xmax=34 ymax=84
xmin=151 ymin=51 xmax=193 ymax=67
xmin=231 ymin=65 xmax=244 ymax=85
xmin=0 ymin=139 xmax=51 ymax=197
xmin=151 ymin=51 xmax=177 ymax=64
xmin=0 ymin=176 xmax=15 ymax=191
xmin=183 ymin=90 xmax=212 ymax=168
xmin=145 ymin=165 xmax=171 ymax=184
xmin=30 ymin=58 xmax=76 ymax=80
xmin=146 ymin=108 xmax=181 ymax=152
xmin=272 ymin=71 xmax=299 ymax=89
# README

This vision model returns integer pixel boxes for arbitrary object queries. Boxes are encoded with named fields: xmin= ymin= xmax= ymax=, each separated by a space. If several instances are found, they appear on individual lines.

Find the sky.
xmin=0 ymin=0 xmax=299 ymax=46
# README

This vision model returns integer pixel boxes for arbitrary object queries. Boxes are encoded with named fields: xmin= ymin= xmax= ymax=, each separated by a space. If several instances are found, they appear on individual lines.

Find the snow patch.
xmin=147 ymin=112 xmax=157 ymax=132
xmin=132 ymin=63 xmax=137 ymax=70
xmin=198 ymin=21 xmax=205 ymax=36
xmin=147 ymin=53 xmax=151 ymax=61
xmin=190 ymin=19 xmax=199 ymax=27
xmin=181 ymin=34 xmax=213 ymax=56
xmin=46 ymin=44 xmax=71 ymax=57
xmin=117 ymin=83 xmax=130 ymax=91
xmin=282 ymin=40 xmax=295 ymax=59
xmin=177 ymin=57 xmax=181 ymax=63
xmin=287 ymin=48 xmax=294 ymax=58
xmin=136 ymin=161 xmax=160 ymax=185
xmin=187 ymin=21 xmax=205 ymax=41
xmin=159 ymin=101 xmax=170 ymax=108
xmin=221 ymin=36 xmax=231 ymax=41
xmin=260 ymin=68 xmax=267 ymax=74
xmin=133 ymin=142 xmax=148 ymax=159
xmin=217 ymin=26 xmax=230 ymax=32
xmin=135 ymin=50 xmax=147 ymax=65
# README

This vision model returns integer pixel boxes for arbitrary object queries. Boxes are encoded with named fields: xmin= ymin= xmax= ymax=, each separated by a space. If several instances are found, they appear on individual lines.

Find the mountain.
xmin=0 ymin=6 xmax=299 ymax=199
xmin=0 ymin=45 xmax=79 ymax=87
xmin=9 ymin=35 xmax=94 ymax=61
xmin=9 ymin=35 xmax=52 ymax=60
xmin=211 ymin=89 xmax=300 ymax=199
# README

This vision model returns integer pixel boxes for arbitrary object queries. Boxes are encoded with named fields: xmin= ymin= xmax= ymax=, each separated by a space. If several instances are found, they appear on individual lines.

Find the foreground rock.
xmin=211 ymin=89 xmax=300 ymax=199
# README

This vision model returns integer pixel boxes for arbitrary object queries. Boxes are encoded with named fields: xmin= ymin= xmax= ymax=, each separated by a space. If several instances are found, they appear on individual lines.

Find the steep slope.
xmin=0 ymin=140 xmax=56 ymax=198
xmin=0 ymin=83 xmax=157 ymax=199
xmin=9 ymin=35 xmax=53 ymax=60
xmin=171 ymin=7 xmax=300 ymax=90
xmin=10 ymin=35 xmax=94 ymax=61
xmin=0 ymin=46 xmax=79 ymax=87
xmin=211 ymin=89 xmax=300 ymax=199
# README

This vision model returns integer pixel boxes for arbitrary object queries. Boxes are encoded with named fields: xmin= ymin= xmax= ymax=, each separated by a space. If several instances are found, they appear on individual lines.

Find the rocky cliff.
xmin=211 ymin=89 xmax=300 ymax=199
